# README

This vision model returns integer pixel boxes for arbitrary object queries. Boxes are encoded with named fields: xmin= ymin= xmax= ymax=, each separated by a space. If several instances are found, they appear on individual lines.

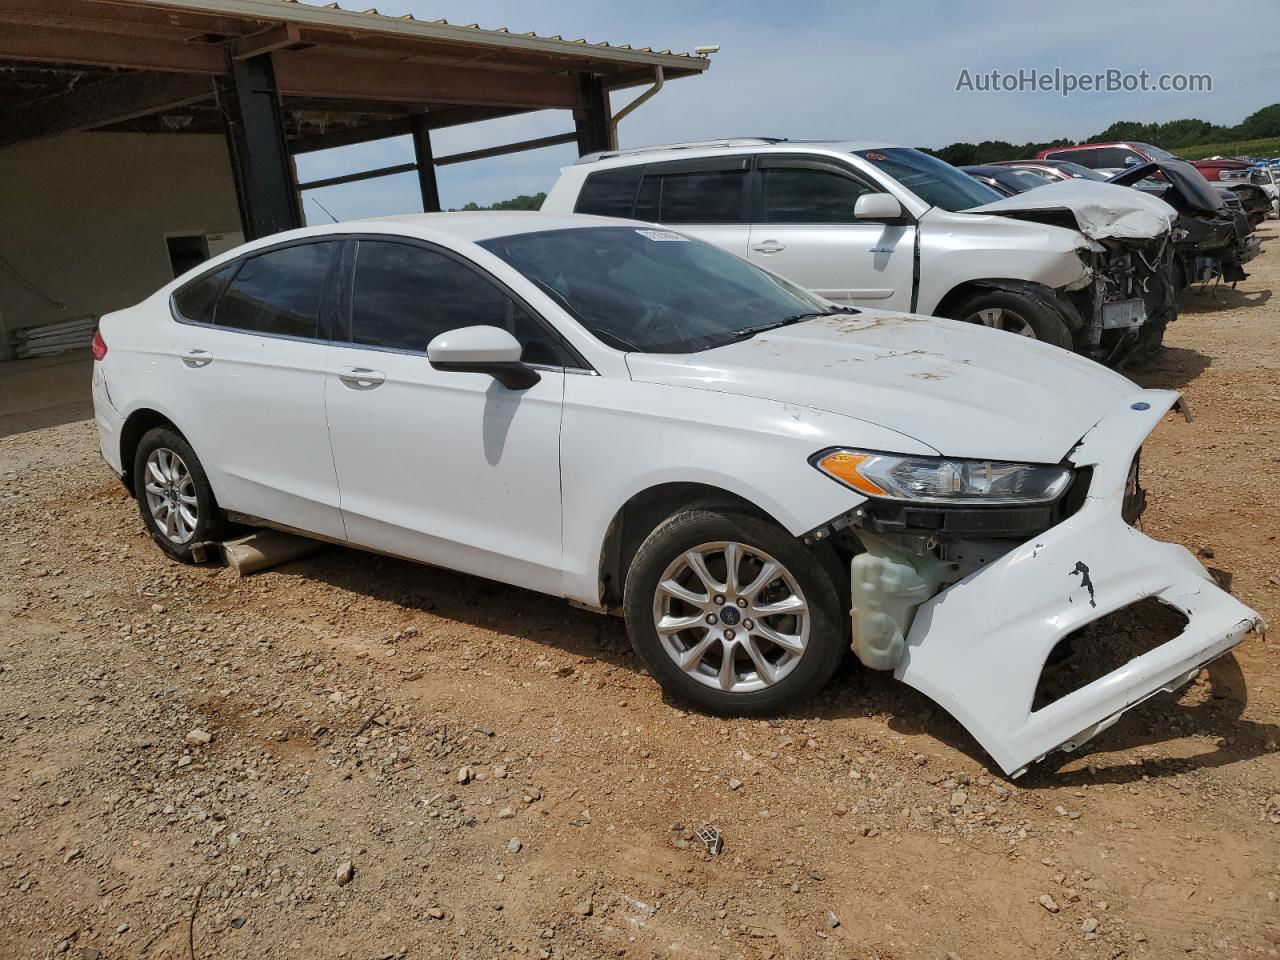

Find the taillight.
xmin=91 ymin=329 xmax=107 ymax=361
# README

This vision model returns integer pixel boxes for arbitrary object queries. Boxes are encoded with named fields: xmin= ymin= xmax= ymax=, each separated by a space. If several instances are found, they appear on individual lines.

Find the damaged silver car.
xmin=544 ymin=138 xmax=1179 ymax=366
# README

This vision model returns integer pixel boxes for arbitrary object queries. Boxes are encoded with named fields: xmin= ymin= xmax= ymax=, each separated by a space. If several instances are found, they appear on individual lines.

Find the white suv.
xmin=543 ymin=138 xmax=1178 ymax=365
xmin=91 ymin=212 xmax=1258 ymax=776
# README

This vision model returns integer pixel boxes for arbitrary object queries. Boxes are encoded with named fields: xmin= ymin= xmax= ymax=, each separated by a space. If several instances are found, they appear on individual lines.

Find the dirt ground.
xmin=2 ymin=229 xmax=1278 ymax=960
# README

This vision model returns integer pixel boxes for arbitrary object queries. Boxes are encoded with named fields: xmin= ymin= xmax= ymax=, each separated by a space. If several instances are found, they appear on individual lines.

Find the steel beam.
xmin=410 ymin=114 xmax=440 ymax=213
xmin=0 ymin=71 xmax=215 ymax=147
xmin=296 ymin=132 xmax=577 ymax=192
xmin=288 ymin=107 xmax=530 ymax=155
xmin=222 ymin=53 xmax=303 ymax=239
xmin=231 ymin=23 xmax=302 ymax=60
xmin=272 ymin=51 xmax=582 ymax=110
xmin=0 ymin=20 xmax=225 ymax=73
xmin=573 ymin=73 xmax=611 ymax=155
xmin=435 ymin=132 xmax=577 ymax=167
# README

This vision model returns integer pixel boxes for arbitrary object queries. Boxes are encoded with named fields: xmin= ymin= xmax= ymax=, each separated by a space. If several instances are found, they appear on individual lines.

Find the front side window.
xmin=760 ymin=166 xmax=874 ymax=223
xmin=480 ymin=226 xmax=838 ymax=354
xmin=214 ymin=242 xmax=335 ymax=338
xmin=350 ymin=240 xmax=564 ymax=365
xmin=853 ymin=147 xmax=1001 ymax=211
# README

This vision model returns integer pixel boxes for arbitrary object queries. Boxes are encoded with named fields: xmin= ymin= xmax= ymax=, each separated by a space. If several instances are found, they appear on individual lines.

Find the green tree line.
xmin=923 ymin=103 xmax=1280 ymax=165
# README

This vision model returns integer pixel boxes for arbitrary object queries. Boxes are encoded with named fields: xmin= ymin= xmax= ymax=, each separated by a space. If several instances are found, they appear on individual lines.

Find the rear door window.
xmin=633 ymin=158 xmax=750 ymax=224
xmin=350 ymin=240 xmax=566 ymax=366
xmin=214 ymin=242 xmax=336 ymax=338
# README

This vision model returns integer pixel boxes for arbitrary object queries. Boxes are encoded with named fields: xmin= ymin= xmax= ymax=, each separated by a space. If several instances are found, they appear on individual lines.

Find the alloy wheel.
xmin=967 ymin=306 xmax=1035 ymax=337
xmin=651 ymin=541 xmax=810 ymax=693
xmin=143 ymin=447 xmax=199 ymax=544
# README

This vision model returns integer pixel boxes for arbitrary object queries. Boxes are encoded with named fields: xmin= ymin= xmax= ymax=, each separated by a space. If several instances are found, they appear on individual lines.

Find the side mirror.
xmin=853 ymin=192 xmax=903 ymax=221
xmin=427 ymin=325 xmax=540 ymax=390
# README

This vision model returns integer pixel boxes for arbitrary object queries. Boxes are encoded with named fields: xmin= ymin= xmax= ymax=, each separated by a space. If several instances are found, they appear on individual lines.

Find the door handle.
xmin=751 ymin=240 xmax=785 ymax=254
xmin=181 ymin=349 xmax=213 ymax=368
xmin=336 ymin=366 xmax=386 ymax=388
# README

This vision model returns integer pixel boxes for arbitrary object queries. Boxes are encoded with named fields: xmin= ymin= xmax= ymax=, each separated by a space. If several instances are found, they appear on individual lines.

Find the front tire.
xmin=623 ymin=505 xmax=846 ymax=715
xmin=132 ymin=427 xmax=226 ymax=563
xmin=947 ymin=288 xmax=1074 ymax=350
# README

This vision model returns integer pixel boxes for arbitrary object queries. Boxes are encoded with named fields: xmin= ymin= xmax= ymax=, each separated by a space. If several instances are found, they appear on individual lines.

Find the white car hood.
xmin=626 ymin=312 xmax=1136 ymax=464
xmin=969 ymin=180 xmax=1176 ymax=240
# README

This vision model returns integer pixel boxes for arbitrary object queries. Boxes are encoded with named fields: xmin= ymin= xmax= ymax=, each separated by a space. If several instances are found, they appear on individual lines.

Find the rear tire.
xmin=132 ymin=427 xmax=226 ymax=564
xmin=947 ymin=288 xmax=1074 ymax=350
xmin=623 ymin=505 xmax=846 ymax=715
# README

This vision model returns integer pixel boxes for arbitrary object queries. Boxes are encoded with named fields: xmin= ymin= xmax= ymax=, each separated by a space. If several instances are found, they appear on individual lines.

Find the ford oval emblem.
xmin=1131 ymin=402 xmax=1150 ymax=411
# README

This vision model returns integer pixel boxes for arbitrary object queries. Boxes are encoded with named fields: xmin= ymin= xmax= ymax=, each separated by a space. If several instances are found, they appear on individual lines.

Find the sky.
xmin=293 ymin=0 xmax=1280 ymax=222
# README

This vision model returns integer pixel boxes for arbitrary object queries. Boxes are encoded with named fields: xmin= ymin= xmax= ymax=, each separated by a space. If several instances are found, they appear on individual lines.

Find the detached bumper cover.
xmin=895 ymin=389 xmax=1264 ymax=776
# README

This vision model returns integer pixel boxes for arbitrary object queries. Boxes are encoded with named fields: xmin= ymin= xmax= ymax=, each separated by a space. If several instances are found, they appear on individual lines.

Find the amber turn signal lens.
xmin=815 ymin=451 xmax=886 ymax=496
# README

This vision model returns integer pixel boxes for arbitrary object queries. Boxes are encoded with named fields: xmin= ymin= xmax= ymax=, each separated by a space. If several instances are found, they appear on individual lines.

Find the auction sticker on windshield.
xmin=635 ymin=229 xmax=689 ymax=242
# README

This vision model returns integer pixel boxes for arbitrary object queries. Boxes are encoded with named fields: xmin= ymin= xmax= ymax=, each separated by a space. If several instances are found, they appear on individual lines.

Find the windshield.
xmin=479 ymin=226 xmax=839 ymax=354
xmin=854 ymin=147 xmax=1002 ymax=211
xmin=1136 ymin=143 xmax=1178 ymax=162
xmin=998 ymin=168 xmax=1056 ymax=192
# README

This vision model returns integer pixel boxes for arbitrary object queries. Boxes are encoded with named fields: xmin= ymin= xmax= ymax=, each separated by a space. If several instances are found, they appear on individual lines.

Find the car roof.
xmin=354 ymin=211 xmax=627 ymax=240
xmin=247 ymin=211 xmax=635 ymax=248
xmin=574 ymin=139 xmax=903 ymax=170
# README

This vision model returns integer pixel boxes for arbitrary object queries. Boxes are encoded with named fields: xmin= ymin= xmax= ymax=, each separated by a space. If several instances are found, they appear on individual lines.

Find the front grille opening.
xmin=1032 ymin=597 xmax=1189 ymax=712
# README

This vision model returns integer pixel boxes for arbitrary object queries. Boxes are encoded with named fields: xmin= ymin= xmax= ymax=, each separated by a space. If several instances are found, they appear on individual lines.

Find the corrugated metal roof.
xmin=145 ymin=0 xmax=710 ymax=71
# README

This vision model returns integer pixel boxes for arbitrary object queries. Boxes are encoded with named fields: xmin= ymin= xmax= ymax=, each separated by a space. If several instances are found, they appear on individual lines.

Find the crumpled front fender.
xmin=894 ymin=389 xmax=1264 ymax=777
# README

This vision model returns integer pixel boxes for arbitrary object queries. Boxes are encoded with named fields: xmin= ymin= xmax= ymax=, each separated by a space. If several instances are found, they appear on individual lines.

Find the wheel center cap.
xmin=719 ymin=607 xmax=741 ymax=626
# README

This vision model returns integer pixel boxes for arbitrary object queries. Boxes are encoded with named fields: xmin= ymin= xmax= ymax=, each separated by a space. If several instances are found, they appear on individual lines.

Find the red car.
xmin=1038 ymin=142 xmax=1271 ymax=225
xmin=1035 ymin=140 xmax=1174 ymax=172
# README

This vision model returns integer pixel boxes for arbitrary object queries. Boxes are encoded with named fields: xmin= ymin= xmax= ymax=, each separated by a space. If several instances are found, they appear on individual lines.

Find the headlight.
xmin=813 ymin=449 xmax=1073 ymax=505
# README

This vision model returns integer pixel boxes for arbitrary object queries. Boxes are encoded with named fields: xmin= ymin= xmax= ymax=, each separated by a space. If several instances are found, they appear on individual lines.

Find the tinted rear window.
xmin=215 ymin=242 xmax=334 ymax=338
xmin=574 ymin=167 xmax=642 ymax=218
xmin=172 ymin=265 xmax=235 ymax=324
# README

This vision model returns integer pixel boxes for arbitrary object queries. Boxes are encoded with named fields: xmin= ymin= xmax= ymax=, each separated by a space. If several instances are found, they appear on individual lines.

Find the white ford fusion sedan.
xmin=90 ymin=212 xmax=1262 ymax=776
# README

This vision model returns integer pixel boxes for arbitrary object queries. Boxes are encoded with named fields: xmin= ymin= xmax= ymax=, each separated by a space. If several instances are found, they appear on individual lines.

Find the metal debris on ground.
xmin=696 ymin=826 xmax=723 ymax=855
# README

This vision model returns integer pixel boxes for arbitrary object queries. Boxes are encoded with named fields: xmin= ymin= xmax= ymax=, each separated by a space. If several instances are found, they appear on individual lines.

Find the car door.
xmin=747 ymin=155 xmax=916 ymax=309
xmin=635 ymin=156 xmax=752 ymax=257
xmin=323 ymin=237 xmax=568 ymax=595
xmin=168 ymin=240 xmax=345 ymax=540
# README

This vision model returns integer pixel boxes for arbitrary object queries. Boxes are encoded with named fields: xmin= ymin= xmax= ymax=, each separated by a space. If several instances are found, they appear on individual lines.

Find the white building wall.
xmin=0 ymin=132 xmax=242 ymax=338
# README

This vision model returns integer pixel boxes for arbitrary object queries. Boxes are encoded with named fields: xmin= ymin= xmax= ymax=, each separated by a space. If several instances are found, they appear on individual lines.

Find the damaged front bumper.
xmin=1073 ymin=236 xmax=1177 ymax=364
xmin=857 ymin=391 xmax=1264 ymax=777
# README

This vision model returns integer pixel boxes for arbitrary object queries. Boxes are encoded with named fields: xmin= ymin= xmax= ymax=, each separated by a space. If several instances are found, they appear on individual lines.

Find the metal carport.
xmin=0 ymin=0 xmax=708 ymax=362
